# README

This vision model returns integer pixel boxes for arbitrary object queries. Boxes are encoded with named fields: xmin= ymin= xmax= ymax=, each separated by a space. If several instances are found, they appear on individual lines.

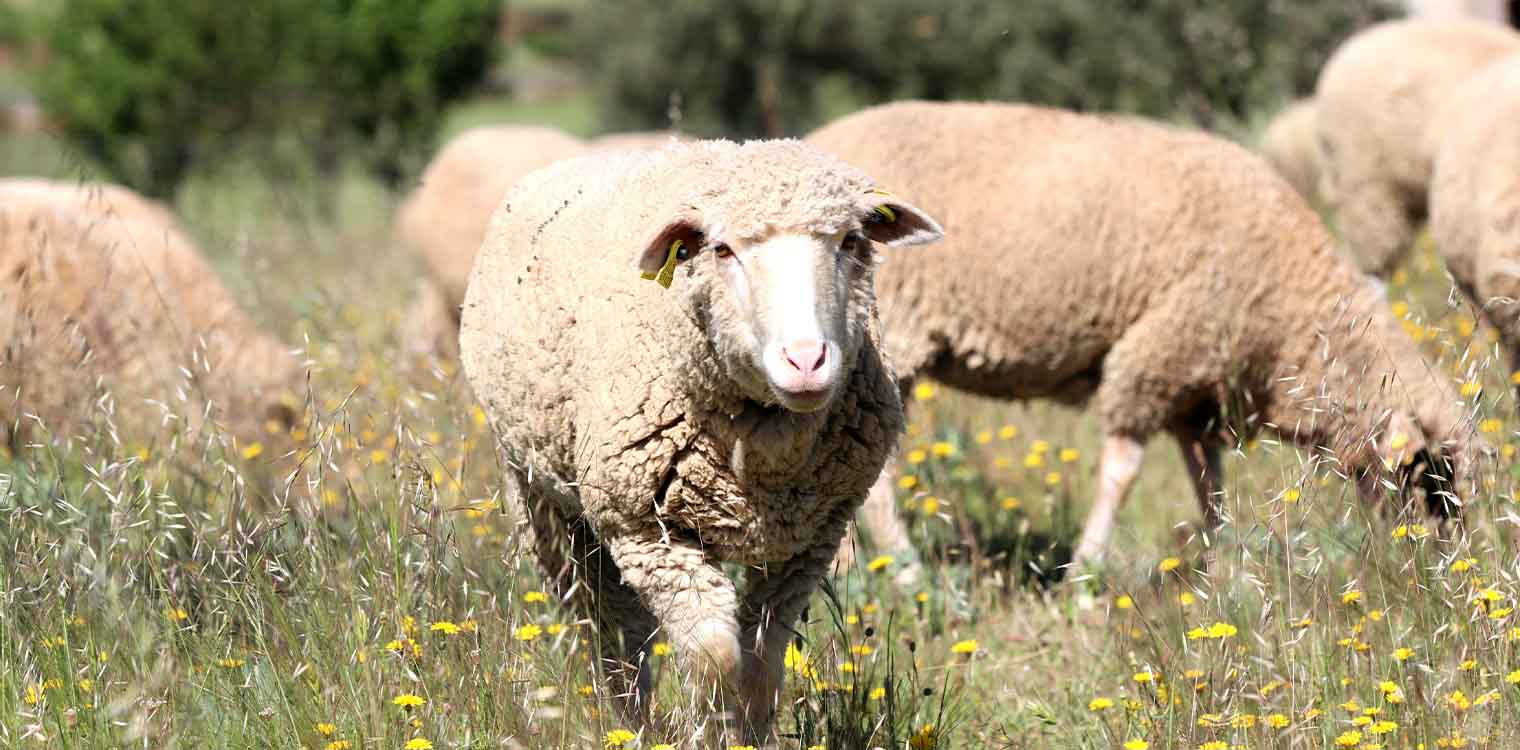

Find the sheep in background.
xmin=1430 ymin=53 xmax=1520 ymax=392
xmin=395 ymin=125 xmax=588 ymax=356
xmin=808 ymin=101 xmax=1475 ymax=567
xmin=0 ymin=179 xmax=301 ymax=450
xmin=1316 ymin=18 xmax=1520 ymax=278
xmin=460 ymin=139 xmax=942 ymax=742
xmin=1258 ymin=99 xmax=1323 ymax=204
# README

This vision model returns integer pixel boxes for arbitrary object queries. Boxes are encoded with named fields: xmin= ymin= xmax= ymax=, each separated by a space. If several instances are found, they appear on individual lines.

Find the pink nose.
xmin=781 ymin=340 xmax=828 ymax=376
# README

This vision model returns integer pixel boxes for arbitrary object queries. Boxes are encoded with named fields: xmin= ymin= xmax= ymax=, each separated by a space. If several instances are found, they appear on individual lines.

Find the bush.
xmin=579 ymin=0 xmax=1398 ymax=138
xmin=28 ymin=0 xmax=501 ymax=196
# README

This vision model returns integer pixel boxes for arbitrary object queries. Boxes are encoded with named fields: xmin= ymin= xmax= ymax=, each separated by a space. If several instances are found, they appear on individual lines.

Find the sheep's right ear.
xmin=634 ymin=219 xmax=704 ymax=289
xmin=860 ymin=189 xmax=944 ymax=247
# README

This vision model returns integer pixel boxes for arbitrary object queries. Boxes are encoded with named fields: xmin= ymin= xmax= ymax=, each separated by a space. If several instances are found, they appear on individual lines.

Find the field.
xmin=4 ymin=102 xmax=1520 ymax=750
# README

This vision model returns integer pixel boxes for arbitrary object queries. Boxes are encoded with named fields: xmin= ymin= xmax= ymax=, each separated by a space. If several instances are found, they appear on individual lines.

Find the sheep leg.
xmin=833 ymin=455 xmax=922 ymax=584
xmin=520 ymin=481 xmax=657 ymax=722
xmin=1174 ymin=431 xmax=1224 ymax=543
xmin=736 ymin=533 xmax=843 ymax=743
xmin=1072 ymin=434 xmax=1146 ymax=565
xmin=603 ymin=532 xmax=743 ymax=740
xmin=1334 ymin=182 xmax=1418 ymax=279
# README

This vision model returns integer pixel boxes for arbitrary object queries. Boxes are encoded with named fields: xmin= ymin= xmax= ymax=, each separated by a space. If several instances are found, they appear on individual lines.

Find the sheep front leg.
xmin=604 ymin=533 xmax=743 ymax=738
xmin=1072 ymin=434 xmax=1146 ymax=566
xmin=736 ymin=535 xmax=841 ymax=743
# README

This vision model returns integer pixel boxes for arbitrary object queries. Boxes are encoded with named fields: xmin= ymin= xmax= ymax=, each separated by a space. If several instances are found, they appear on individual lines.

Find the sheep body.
xmin=0 ymin=179 xmax=299 ymax=447
xmin=1258 ymin=99 xmax=1322 ymax=203
xmin=1430 ymin=53 xmax=1520 ymax=384
xmin=808 ymin=101 xmax=1475 ymax=564
xmin=460 ymin=139 xmax=929 ymax=741
xmin=1316 ymin=18 xmax=1520 ymax=277
xmin=395 ymin=125 xmax=588 ymax=354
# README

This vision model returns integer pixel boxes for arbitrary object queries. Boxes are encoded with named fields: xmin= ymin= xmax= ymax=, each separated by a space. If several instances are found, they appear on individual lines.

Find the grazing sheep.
xmin=0 ymin=179 xmax=300 ymax=449
xmin=1258 ymin=99 xmax=1323 ymax=204
xmin=1316 ymin=18 xmax=1520 ymax=278
xmin=395 ymin=125 xmax=588 ymax=355
xmin=808 ymin=101 xmax=1475 ymax=567
xmin=1430 ymin=53 xmax=1520 ymax=390
xmin=459 ymin=139 xmax=942 ymax=741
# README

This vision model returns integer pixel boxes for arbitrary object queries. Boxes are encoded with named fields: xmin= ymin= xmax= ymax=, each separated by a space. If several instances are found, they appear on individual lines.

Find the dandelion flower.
xmin=921 ymin=496 xmax=941 ymax=514
xmin=1341 ymin=590 xmax=1363 ymax=605
xmin=1158 ymin=557 xmax=1181 ymax=573
xmin=1133 ymin=671 xmax=1155 ymax=683
xmin=1023 ymin=453 xmax=1044 ymax=468
xmin=1392 ymin=647 xmax=1414 ymax=661
xmin=1089 ymin=697 xmax=1114 ymax=711
xmin=652 ymin=642 xmax=672 ymax=657
xmin=897 ymin=475 xmax=919 ymax=490
xmin=317 ymin=723 xmax=337 ymax=737
xmin=1265 ymin=713 xmax=1289 ymax=728
xmin=866 ymin=555 xmax=895 ymax=572
xmin=1335 ymin=730 xmax=1362 ymax=747
xmin=430 ymin=621 xmax=460 ymax=635
xmin=514 ymin=624 xmax=543 ymax=641
xmin=1177 ymin=591 xmax=1195 ymax=607
xmin=1122 ymin=740 xmax=1149 ymax=750
xmin=242 ymin=442 xmax=264 ymax=459
xmin=975 ymin=430 xmax=992 ymax=445
xmin=1115 ymin=595 xmax=1134 ymax=610
xmin=1000 ymin=496 xmax=1020 ymax=510
xmin=604 ymin=729 xmax=637 ymax=748
xmin=1044 ymin=471 xmax=1062 ymax=486
xmin=1282 ymin=488 xmax=1300 ymax=503
xmin=913 ymin=383 xmax=937 ymax=401
xmin=523 ymin=591 xmax=549 ymax=604
xmin=404 ymin=740 xmax=433 ymax=750
xmin=869 ymin=686 xmax=887 ymax=700
xmin=906 ymin=449 xmax=928 ymax=465
xmin=1059 ymin=448 xmax=1080 ymax=463
xmin=327 ymin=742 xmax=352 ymax=750
xmin=998 ymin=424 xmax=1018 ymax=439
xmin=950 ymin=639 xmax=978 ymax=655
xmin=930 ymin=441 xmax=954 ymax=457
xmin=393 ymin=694 xmax=426 ymax=709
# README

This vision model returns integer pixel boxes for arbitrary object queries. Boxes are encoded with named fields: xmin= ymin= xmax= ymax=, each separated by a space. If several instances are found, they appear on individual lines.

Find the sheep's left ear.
xmin=633 ymin=217 xmax=704 ymax=289
xmin=860 ymin=189 xmax=944 ymax=247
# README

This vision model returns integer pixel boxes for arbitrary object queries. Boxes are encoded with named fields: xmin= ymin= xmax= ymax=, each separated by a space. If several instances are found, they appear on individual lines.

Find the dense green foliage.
xmin=580 ymin=0 xmax=1399 ymax=137
xmin=27 ymin=0 xmax=501 ymax=196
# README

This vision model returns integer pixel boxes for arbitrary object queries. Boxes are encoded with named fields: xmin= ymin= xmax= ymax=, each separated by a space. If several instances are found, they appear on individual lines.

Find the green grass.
xmin=5 ymin=117 xmax=1520 ymax=749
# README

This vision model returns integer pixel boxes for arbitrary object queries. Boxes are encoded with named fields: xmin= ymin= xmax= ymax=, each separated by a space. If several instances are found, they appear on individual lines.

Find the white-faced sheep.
xmin=1430 ymin=53 xmax=1520 ymax=391
xmin=459 ymin=139 xmax=943 ymax=741
xmin=1316 ymin=18 xmax=1520 ymax=278
xmin=0 ymin=179 xmax=301 ymax=450
xmin=395 ymin=125 xmax=589 ymax=356
xmin=1258 ymin=99 xmax=1323 ymax=204
xmin=807 ymin=101 xmax=1476 ymax=567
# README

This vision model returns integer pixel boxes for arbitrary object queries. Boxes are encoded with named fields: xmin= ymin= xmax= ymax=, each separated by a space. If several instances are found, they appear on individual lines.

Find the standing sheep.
xmin=808 ymin=101 xmax=1475 ymax=567
xmin=1316 ymin=18 xmax=1520 ymax=278
xmin=0 ymin=179 xmax=300 ymax=450
xmin=395 ymin=125 xmax=588 ymax=356
xmin=459 ymin=140 xmax=943 ymax=741
xmin=1430 ymin=53 xmax=1520 ymax=390
xmin=1258 ymin=99 xmax=1323 ymax=204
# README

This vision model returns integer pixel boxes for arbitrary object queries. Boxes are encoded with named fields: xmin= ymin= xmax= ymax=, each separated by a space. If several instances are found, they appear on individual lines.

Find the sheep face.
xmin=636 ymin=192 xmax=942 ymax=414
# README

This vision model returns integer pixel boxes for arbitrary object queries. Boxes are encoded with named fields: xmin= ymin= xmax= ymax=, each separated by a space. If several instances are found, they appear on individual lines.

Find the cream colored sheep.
xmin=1430 ymin=53 xmax=1520 ymax=389
xmin=0 ymin=179 xmax=301 ymax=450
xmin=1258 ymin=99 xmax=1323 ymax=203
xmin=395 ymin=125 xmax=588 ymax=355
xmin=1407 ymin=0 xmax=1512 ymax=24
xmin=587 ymin=130 xmax=688 ymax=152
xmin=459 ymin=139 xmax=942 ymax=742
xmin=808 ymin=101 xmax=1476 ymax=567
xmin=1316 ymin=18 xmax=1520 ymax=277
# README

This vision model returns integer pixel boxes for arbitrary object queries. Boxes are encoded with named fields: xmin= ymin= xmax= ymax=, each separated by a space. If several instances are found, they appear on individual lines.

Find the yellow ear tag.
xmin=640 ymin=239 xmax=682 ymax=289
xmin=868 ymin=188 xmax=897 ymax=222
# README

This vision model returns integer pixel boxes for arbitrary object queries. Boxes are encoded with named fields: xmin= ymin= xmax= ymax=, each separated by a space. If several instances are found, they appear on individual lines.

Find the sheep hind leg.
xmin=1174 ymin=429 xmax=1225 ymax=568
xmin=520 ymin=485 xmax=657 ymax=723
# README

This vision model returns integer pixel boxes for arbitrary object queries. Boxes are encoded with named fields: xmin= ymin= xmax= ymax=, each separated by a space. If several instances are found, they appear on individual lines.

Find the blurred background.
xmin=5 ymin=0 xmax=1498 ymax=202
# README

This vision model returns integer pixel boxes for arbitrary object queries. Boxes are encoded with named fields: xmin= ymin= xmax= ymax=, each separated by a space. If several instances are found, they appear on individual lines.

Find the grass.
xmin=5 ymin=111 xmax=1520 ymax=750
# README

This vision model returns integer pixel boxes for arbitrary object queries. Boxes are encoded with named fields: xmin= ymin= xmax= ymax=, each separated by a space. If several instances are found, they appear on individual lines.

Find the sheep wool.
xmin=460 ymin=138 xmax=941 ymax=742
xmin=1430 ymin=52 xmax=1520 ymax=390
xmin=0 ymin=179 xmax=300 ymax=450
xmin=808 ymin=101 xmax=1476 ymax=566
xmin=1258 ymin=99 xmax=1323 ymax=204
xmin=395 ymin=125 xmax=588 ymax=355
xmin=1316 ymin=18 xmax=1520 ymax=277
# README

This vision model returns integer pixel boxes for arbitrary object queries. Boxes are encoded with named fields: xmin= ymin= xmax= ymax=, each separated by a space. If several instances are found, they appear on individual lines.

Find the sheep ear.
xmin=861 ymin=189 xmax=944 ymax=247
xmin=634 ymin=219 xmax=704 ymax=289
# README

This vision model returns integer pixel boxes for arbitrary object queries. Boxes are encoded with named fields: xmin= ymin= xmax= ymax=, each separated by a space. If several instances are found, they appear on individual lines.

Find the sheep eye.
xmin=712 ymin=242 xmax=734 ymax=259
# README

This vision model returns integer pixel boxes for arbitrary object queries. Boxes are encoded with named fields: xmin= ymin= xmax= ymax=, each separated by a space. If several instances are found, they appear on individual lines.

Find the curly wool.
xmin=1315 ymin=18 xmax=1520 ymax=277
xmin=808 ymin=101 xmax=1476 ymax=532
xmin=0 ymin=179 xmax=300 ymax=447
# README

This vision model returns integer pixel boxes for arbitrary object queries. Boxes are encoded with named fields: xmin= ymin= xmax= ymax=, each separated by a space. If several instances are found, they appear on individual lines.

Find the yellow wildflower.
xmin=1115 ymin=595 xmax=1134 ymax=610
xmin=1342 ymin=590 xmax=1363 ymax=605
xmin=514 ymin=624 xmax=543 ymax=641
xmin=430 ymin=621 xmax=460 ymax=635
xmin=866 ymin=555 xmax=895 ymax=572
xmin=1158 ymin=557 xmax=1181 ymax=573
xmin=317 ymin=723 xmax=336 ymax=737
xmin=1059 ymin=448 xmax=1080 ymax=463
xmin=404 ymin=740 xmax=433 ymax=750
xmin=393 ymin=694 xmax=425 ymax=708
xmin=950 ymin=639 xmax=978 ymax=655
xmin=1089 ymin=697 xmax=1114 ymax=711
xmin=1000 ymin=496 xmax=1020 ymax=510
xmin=998 ymin=425 xmax=1017 ymax=439
xmin=913 ymin=383 xmax=937 ymax=401
xmin=604 ymin=729 xmax=637 ymax=748
xmin=523 ymin=591 xmax=549 ymax=604
xmin=1122 ymin=741 xmax=1149 ymax=750
xmin=930 ymin=441 xmax=954 ymax=457
xmin=1392 ymin=647 xmax=1414 ymax=662
xmin=652 ymin=642 xmax=672 ymax=657
xmin=898 ymin=475 xmax=919 ymax=490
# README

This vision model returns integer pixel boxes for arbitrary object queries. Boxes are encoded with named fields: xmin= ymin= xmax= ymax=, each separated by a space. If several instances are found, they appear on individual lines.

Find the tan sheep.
xmin=1316 ymin=18 xmax=1520 ymax=277
xmin=1258 ymin=99 xmax=1323 ymax=204
xmin=808 ymin=101 xmax=1477 ymax=567
xmin=460 ymin=139 xmax=942 ymax=742
xmin=395 ymin=125 xmax=588 ymax=356
xmin=1430 ymin=53 xmax=1520 ymax=389
xmin=0 ymin=179 xmax=301 ymax=450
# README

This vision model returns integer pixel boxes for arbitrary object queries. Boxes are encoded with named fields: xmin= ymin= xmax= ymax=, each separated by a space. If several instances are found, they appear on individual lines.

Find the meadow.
xmin=3 ymin=95 xmax=1520 ymax=750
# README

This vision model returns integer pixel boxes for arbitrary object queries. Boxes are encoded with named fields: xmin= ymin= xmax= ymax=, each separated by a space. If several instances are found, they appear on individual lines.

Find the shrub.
xmin=578 ymin=0 xmax=1399 ymax=138
xmin=28 ymin=0 xmax=501 ymax=196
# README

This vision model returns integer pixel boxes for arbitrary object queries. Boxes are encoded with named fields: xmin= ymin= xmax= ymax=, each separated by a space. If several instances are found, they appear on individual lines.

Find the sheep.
xmin=1406 ymin=0 xmax=1513 ymax=25
xmin=459 ymin=139 xmax=943 ymax=742
xmin=1258 ymin=99 xmax=1323 ymax=204
xmin=586 ymin=130 xmax=689 ymax=152
xmin=1430 ymin=53 xmax=1520 ymax=391
xmin=395 ymin=125 xmax=588 ymax=356
xmin=0 ymin=179 xmax=300 ymax=450
xmin=807 ymin=101 xmax=1476 ymax=567
xmin=1315 ymin=18 xmax=1520 ymax=278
